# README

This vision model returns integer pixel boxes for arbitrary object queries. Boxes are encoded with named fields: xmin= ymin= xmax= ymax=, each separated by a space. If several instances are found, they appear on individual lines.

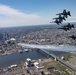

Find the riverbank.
xmin=0 ymin=49 xmax=46 ymax=68
xmin=0 ymin=47 xmax=34 ymax=56
xmin=1 ymin=56 xmax=76 ymax=75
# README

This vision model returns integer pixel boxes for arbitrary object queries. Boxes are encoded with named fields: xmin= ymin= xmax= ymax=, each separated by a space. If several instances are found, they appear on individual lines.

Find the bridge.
xmin=38 ymin=49 xmax=76 ymax=72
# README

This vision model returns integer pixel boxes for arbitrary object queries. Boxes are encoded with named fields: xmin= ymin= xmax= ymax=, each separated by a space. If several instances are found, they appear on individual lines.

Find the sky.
xmin=0 ymin=0 xmax=76 ymax=27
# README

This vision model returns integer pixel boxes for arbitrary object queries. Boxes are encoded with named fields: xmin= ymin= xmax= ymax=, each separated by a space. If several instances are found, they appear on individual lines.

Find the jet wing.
xmin=56 ymin=13 xmax=63 ymax=15
xmin=58 ymin=27 xmax=68 ymax=31
xmin=53 ymin=18 xmax=58 ymax=19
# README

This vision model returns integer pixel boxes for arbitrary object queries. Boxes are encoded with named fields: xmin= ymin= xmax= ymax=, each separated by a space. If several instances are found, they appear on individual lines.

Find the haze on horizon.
xmin=0 ymin=0 xmax=76 ymax=27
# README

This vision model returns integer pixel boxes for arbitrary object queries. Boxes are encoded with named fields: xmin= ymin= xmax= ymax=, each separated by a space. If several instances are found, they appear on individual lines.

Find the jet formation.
xmin=50 ymin=9 xmax=75 ymax=31
xmin=50 ymin=9 xmax=75 ymax=40
xmin=58 ymin=23 xmax=75 ymax=31
xmin=51 ymin=9 xmax=71 ymax=25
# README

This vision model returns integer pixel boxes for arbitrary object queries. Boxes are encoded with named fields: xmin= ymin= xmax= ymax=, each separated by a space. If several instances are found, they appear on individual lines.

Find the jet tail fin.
xmin=72 ymin=25 xmax=75 ymax=28
xmin=68 ymin=11 xmax=71 ymax=16
xmin=53 ymin=18 xmax=57 ymax=19
xmin=56 ymin=13 xmax=62 ymax=15
xmin=63 ymin=17 xmax=66 ymax=20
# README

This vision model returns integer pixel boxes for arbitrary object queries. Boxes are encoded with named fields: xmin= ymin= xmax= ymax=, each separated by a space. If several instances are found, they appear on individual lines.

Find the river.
xmin=0 ymin=43 xmax=76 ymax=68
xmin=0 ymin=50 xmax=45 ymax=68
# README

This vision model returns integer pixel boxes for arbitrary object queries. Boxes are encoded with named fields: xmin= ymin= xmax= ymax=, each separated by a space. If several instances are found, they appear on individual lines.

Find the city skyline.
xmin=0 ymin=0 xmax=76 ymax=27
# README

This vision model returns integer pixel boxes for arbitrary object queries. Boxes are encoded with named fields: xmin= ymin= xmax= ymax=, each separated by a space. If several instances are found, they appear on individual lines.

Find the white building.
xmin=34 ymin=62 xmax=44 ymax=69
xmin=26 ymin=58 xmax=32 ymax=68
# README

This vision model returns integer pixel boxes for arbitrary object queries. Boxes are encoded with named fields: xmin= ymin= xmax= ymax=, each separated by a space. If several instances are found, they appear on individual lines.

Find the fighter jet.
xmin=50 ymin=19 xmax=62 ymax=25
xmin=67 ymin=23 xmax=75 ymax=29
xmin=68 ymin=35 xmax=76 ymax=40
xmin=53 ymin=15 xmax=66 ymax=22
xmin=58 ymin=26 xmax=69 ymax=31
xmin=58 ymin=23 xmax=75 ymax=31
xmin=56 ymin=9 xmax=71 ymax=18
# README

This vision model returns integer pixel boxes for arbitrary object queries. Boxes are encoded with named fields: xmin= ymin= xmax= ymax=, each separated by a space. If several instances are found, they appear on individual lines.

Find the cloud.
xmin=0 ymin=4 xmax=76 ymax=27
xmin=0 ymin=4 xmax=50 ymax=27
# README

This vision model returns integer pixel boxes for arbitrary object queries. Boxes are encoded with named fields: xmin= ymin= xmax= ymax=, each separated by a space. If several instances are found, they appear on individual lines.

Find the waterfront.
xmin=0 ymin=50 xmax=46 ymax=68
xmin=0 ymin=48 xmax=69 ymax=68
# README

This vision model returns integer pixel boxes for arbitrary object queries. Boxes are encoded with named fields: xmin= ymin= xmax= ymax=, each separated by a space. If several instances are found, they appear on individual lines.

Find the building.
xmin=26 ymin=58 xmax=32 ymax=68
xmin=34 ymin=62 xmax=44 ymax=69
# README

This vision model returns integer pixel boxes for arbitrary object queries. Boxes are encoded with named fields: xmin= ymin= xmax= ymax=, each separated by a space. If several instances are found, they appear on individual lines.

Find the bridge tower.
xmin=54 ymin=57 xmax=57 ymax=61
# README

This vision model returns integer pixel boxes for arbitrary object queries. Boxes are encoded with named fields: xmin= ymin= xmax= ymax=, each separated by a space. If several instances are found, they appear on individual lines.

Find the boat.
xmin=24 ymin=49 xmax=29 ymax=52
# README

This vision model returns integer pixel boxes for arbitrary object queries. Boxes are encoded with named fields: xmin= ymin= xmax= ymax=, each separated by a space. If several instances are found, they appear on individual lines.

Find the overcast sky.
xmin=0 ymin=0 xmax=76 ymax=27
